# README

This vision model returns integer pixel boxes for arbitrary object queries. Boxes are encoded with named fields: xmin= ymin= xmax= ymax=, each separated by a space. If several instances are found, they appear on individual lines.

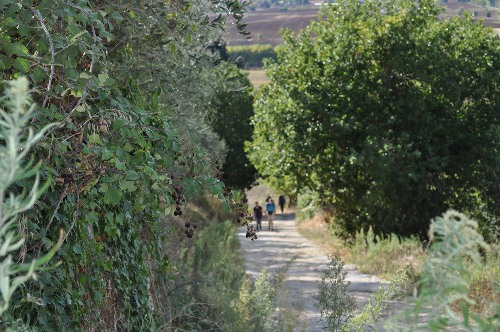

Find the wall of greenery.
xmin=0 ymin=0 xmax=256 ymax=329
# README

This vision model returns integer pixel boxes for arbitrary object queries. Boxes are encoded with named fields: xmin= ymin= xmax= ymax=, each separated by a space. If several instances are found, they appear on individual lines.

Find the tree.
xmin=209 ymin=64 xmax=259 ymax=190
xmin=247 ymin=0 xmax=500 ymax=237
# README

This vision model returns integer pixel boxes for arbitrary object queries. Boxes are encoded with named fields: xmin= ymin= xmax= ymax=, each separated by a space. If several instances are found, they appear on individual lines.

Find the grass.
xmin=246 ymin=70 xmax=270 ymax=88
xmin=451 ymin=244 xmax=500 ymax=317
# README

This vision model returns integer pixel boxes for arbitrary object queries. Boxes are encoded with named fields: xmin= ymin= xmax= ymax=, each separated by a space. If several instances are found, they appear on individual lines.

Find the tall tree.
xmin=247 ymin=0 xmax=500 ymax=237
xmin=209 ymin=64 xmax=259 ymax=190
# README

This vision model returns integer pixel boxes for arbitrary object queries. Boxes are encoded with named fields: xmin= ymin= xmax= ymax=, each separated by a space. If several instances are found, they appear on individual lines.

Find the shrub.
xmin=296 ymin=188 xmax=320 ymax=221
xmin=351 ymin=226 xmax=423 ymax=278
xmin=314 ymin=253 xmax=356 ymax=331
xmin=0 ymin=78 xmax=61 ymax=320
xmin=233 ymin=270 xmax=275 ymax=331
xmin=387 ymin=210 xmax=500 ymax=330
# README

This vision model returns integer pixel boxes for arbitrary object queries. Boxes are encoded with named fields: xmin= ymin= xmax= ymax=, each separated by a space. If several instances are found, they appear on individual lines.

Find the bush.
xmin=296 ymin=188 xmax=320 ymax=221
xmin=314 ymin=253 xmax=356 ymax=331
xmin=387 ymin=210 xmax=500 ymax=330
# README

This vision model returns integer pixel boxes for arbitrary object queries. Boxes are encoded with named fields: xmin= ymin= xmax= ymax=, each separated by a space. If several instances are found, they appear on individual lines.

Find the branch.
xmin=28 ymin=6 xmax=55 ymax=108
xmin=90 ymin=25 xmax=97 ymax=73
xmin=44 ymin=183 xmax=69 ymax=234
xmin=42 ymin=82 xmax=90 ymax=140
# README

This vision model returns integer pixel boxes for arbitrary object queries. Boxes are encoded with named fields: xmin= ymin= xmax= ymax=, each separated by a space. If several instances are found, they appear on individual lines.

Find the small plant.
xmin=345 ymin=268 xmax=409 ymax=331
xmin=296 ymin=188 xmax=320 ymax=221
xmin=233 ymin=270 xmax=275 ymax=331
xmin=386 ymin=210 xmax=500 ymax=331
xmin=314 ymin=253 xmax=356 ymax=331
xmin=0 ymin=77 xmax=62 ymax=318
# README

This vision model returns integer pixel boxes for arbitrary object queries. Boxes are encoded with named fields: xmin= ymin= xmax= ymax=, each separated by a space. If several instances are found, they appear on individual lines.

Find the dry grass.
xmin=297 ymin=212 xmax=424 ymax=281
xmin=296 ymin=211 xmax=351 ymax=260
xmin=246 ymin=69 xmax=270 ymax=88
xmin=451 ymin=244 xmax=500 ymax=317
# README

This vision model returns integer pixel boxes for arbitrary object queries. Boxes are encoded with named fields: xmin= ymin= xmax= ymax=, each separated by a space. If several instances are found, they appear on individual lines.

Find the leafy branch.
xmin=0 ymin=77 xmax=62 ymax=316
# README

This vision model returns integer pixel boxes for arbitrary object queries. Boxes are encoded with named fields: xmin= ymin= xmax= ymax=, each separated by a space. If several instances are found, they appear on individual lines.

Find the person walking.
xmin=278 ymin=195 xmax=285 ymax=214
xmin=253 ymin=201 xmax=263 ymax=231
xmin=266 ymin=198 xmax=276 ymax=231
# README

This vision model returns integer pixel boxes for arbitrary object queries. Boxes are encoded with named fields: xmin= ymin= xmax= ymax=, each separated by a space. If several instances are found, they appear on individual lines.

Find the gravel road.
xmin=237 ymin=212 xmax=410 ymax=331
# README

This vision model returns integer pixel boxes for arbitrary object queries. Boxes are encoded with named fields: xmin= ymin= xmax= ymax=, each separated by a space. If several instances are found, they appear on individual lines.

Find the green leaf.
xmin=104 ymin=186 xmax=122 ymax=205
xmin=3 ymin=42 xmax=29 ymax=56
xmin=98 ymin=73 xmax=109 ymax=86
xmin=222 ymin=200 xmax=231 ymax=212
xmin=84 ymin=211 xmax=99 ymax=224
xmin=88 ymin=134 xmax=103 ymax=146
xmin=80 ymin=72 xmax=92 ymax=79
xmin=119 ymin=180 xmax=137 ymax=192
xmin=125 ymin=171 xmax=140 ymax=180
xmin=72 ymin=245 xmax=82 ymax=255
xmin=114 ymin=158 xmax=125 ymax=171
xmin=102 ymin=149 xmax=113 ymax=160
xmin=12 ymin=58 xmax=30 ymax=73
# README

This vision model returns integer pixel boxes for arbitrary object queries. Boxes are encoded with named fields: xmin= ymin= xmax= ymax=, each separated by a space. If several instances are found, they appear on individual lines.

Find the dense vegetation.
xmin=247 ymin=0 xmax=500 ymax=238
xmin=0 ymin=0 xmax=258 ymax=329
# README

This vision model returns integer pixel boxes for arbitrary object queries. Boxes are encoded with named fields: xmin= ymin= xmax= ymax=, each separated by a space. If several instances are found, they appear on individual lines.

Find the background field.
xmin=225 ymin=1 xmax=500 ymax=46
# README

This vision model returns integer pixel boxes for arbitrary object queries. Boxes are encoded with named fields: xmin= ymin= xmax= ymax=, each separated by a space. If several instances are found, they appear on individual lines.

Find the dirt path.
xmin=237 ymin=212 xmax=407 ymax=331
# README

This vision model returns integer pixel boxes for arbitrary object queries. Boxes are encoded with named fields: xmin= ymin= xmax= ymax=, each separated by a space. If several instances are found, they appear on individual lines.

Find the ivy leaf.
xmin=32 ymin=67 xmax=47 ymax=82
xmin=102 ymin=149 xmax=113 ymax=160
xmin=98 ymin=73 xmax=109 ymax=86
xmin=119 ymin=180 xmax=137 ymax=192
xmin=104 ymin=186 xmax=122 ymax=205
xmin=222 ymin=200 xmax=231 ymax=212
xmin=114 ymin=159 xmax=125 ymax=171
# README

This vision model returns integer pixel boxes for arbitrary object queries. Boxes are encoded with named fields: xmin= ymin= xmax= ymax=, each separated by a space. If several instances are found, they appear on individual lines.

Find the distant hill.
xmin=225 ymin=1 xmax=499 ymax=46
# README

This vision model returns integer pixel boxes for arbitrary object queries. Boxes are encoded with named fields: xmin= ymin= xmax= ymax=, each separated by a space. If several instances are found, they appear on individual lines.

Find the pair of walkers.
xmin=253 ymin=196 xmax=279 ymax=231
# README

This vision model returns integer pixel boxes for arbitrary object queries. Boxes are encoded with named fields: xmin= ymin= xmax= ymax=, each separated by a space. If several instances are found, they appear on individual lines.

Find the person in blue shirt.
xmin=266 ymin=198 xmax=276 ymax=231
